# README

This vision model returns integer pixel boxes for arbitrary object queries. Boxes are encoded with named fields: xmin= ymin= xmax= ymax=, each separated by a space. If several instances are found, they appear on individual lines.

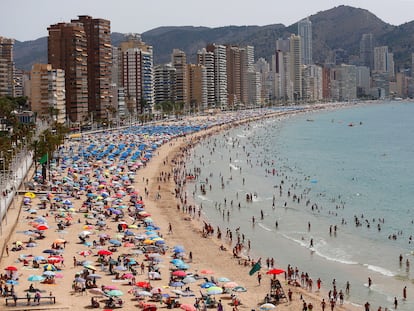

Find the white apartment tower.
xmin=206 ymin=44 xmax=227 ymax=109
xmin=197 ymin=48 xmax=215 ymax=108
xmin=298 ymin=17 xmax=312 ymax=65
xmin=289 ymin=34 xmax=303 ymax=101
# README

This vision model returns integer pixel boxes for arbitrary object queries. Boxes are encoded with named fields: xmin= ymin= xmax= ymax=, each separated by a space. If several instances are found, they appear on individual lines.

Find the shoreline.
xmin=0 ymin=104 xmax=362 ymax=311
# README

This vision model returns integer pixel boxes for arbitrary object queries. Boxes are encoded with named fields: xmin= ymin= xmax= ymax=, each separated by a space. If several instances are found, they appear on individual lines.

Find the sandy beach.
xmin=0 ymin=107 xmax=361 ymax=311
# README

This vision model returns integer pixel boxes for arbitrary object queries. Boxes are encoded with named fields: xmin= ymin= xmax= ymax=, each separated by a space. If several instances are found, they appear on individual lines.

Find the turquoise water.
xmin=186 ymin=102 xmax=414 ymax=310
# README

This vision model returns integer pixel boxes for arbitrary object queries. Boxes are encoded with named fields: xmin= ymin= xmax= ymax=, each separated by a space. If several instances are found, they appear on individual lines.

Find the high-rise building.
xmin=374 ymin=46 xmax=390 ymax=73
xmin=48 ymin=22 xmax=88 ymax=122
xmin=289 ymin=34 xmax=303 ymax=101
xmin=331 ymin=64 xmax=357 ymax=101
xmin=240 ymin=46 xmax=255 ymax=106
xmin=0 ymin=36 xmax=15 ymax=97
xmin=226 ymin=45 xmax=241 ymax=107
xmin=154 ymin=63 xmax=176 ymax=105
xmin=120 ymin=34 xmax=154 ymax=115
xmin=71 ymin=16 xmax=112 ymax=121
xmin=360 ymin=33 xmax=374 ymax=70
xmin=298 ymin=17 xmax=312 ymax=65
xmin=206 ymin=44 xmax=227 ymax=109
xmin=171 ymin=49 xmax=188 ymax=106
xmin=30 ymin=64 xmax=66 ymax=123
xmin=187 ymin=64 xmax=207 ymax=112
xmin=197 ymin=48 xmax=215 ymax=107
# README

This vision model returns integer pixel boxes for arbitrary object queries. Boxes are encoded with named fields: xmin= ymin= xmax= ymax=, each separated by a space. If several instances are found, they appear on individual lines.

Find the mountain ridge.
xmin=11 ymin=5 xmax=413 ymax=71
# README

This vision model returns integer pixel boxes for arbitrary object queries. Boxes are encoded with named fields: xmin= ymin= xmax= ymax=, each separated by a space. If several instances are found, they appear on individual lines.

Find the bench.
xmin=5 ymin=296 xmax=56 ymax=306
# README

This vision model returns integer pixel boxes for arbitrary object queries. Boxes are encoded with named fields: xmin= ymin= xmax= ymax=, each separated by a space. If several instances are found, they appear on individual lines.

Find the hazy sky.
xmin=3 ymin=0 xmax=414 ymax=41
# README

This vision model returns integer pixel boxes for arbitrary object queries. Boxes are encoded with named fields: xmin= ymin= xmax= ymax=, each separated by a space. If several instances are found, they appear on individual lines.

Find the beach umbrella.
xmin=232 ymin=286 xmax=247 ymax=292
xmin=47 ymin=256 xmax=62 ymax=264
xmin=42 ymin=271 xmax=56 ymax=277
xmin=182 ymin=276 xmax=196 ymax=284
xmin=34 ymin=256 xmax=45 ymax=261
xmin=6 ymin=280 xmax=18 ymax=285
xmin=74 ymin=277 xmax=86 ymax=283
xmin=200 ymin=269 xmax=214 ymax=275
xmin=180 ymin=303 xmax=197 ymax=311
xmin=43 ymin=264 xmax=57 ymax=271
xmin=26 ymin=242 xmax=37 ymax=247
xmin=137 ymin=290 xmax=152 ymax=297
xmin=260 ymin=303 xmax=276 ymax=311
xmin=24 ymin=192 xmax=36 ymax=199
xmin=176 ymin=263 xmax=190 ymax=270
xmin=206 ymin=286 xmax=223 ymax=295
xmin=43 ymin=249 xmax=58 ymax=254
xmin=83 ymin=264 xmax=97 ymax=271
xmin=107 ymin=289 xmax=124 ymax=297
xmin=97 ymin=249 xmax=112 ymax=256
xmin=109 ymin=239 xmax=121 ymax=246
xmin=4 ymin=265 xmax=18 ymax=271
xmin=200 ymin=282 xmax=216 ymax=289
xmin=136 ymin=281 xmax=151 ymax=289
xmin=36 ymin=224 xmax=49 ymax=231
xmin=27 ymin=275 xmax=45 ymax=282
xmin=87 ymin=274 xmax=102 ymax=279
xmin=170 ymin=259 xmax=184 ymax=266
xmin=266 ymin=268 xmax=285 ymax=275
xmin=218 ymin=277 xmax=231 ymax=282
xmin=171 ymin=289 xmax=184 ymax=296
xmin=172 ymin=270 xmax=187 ymax=277
xmin=173 ymin=245 xmax=185 ymax=253
xmin=148 ymin=271 xmax=161 ymax=279
xmin=170 ymin=281 xmax=184 ymax=288
xmin=121 ymin=273 xmax=134 ymax=279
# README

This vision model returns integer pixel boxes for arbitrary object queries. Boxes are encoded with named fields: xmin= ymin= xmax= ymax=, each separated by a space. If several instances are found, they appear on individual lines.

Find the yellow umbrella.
xmin=128 ymin=225 xmax=138 ymax=229
xmin=24 ymin=192 xmax=36 ymax=199
xmin=143 ymin=239 xmax=155 ymax=245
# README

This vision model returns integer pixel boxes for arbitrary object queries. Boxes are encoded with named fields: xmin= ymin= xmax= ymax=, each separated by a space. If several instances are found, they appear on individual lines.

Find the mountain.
xmin=12 ymin=6 xmax=413 ymax=72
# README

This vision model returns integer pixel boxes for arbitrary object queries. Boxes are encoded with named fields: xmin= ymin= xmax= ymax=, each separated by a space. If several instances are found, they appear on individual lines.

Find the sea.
xmin=184 ymin=101 xmax=414 ymax=311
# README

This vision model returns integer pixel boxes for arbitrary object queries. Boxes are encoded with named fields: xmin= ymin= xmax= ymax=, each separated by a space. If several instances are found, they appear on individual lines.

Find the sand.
xmin=0 ymin=107 xmax=360 ymax=311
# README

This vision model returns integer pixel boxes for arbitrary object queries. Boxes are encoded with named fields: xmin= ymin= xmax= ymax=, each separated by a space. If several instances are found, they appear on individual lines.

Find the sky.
xmin=2 ymin=0 xmax=414 ymax=41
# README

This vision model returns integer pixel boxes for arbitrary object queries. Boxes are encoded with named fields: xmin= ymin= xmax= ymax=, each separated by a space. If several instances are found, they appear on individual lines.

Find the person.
xmin=26 ymin=292 xmax=31 ymax=305
xmin=12 ymin=293 xmax=18 ymax=306
xmin=403 ymin=286 xmax=407 ymax=300
xmin=364 ymin=301 xmax=370 ymax=311
xmin=257 ymin=272 xmax=262 ymax=285
xmin=321 ymin=299 xmax=326 ymax=311
xmin=368 ymin=277 xmax=372 ymax=288
xmin=345 ymin=281 xmax=350 ymax=294
xmin=217 ymin=299 xmax=223 ymax=311
xmin=35 ymin=291 xmax=41 ymax=305
xmin=168 ymin=222 xmax=173 ymax=234
xmin=394 ymin=297 xmax=398 ymax=309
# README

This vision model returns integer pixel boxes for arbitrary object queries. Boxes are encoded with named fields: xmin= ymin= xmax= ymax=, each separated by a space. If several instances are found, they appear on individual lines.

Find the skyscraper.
xmin=197 ymin=48 xmax=215 ymax=108
xmin=120 ymin=34 xmax=154 ymax=115
xmin=48 ymin=22 xmax=88 ymax=122
xmin=206 ymin=44 xmax=227 ymax=109
xmin=0 ymin=36 xmax=15 ymax=97
xmin=360 ymin=33 xmax=374 ymax=70
xmin=289 ymin=34 xmax=303 ymax=101
xmin=171 ymin=49 xmax=188 ymax=106
xmin=298 ymin=17 xmax=312 ymax=65
xmin=187 ymin=64 xmax=207 ymax=112
xmin=71 ymin=16 xmax=112 ymax=121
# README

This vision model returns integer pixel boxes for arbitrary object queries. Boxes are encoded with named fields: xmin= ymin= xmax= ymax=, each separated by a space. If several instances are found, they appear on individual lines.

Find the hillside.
xmin=13 ymin=5 xmax=412 ymax=72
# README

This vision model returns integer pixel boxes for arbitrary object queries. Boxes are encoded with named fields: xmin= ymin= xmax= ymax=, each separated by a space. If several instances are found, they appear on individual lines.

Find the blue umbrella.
xmin=173 ymin=246 xmax=185 ymax=253
xmin=170 ymin=281 xmax=184 ymax=288
xmin=6 ymin=280 xmax=18 ymax=285
xmin=200 ymin=282 xmax=216 ymax=288
xmin=109 ymin=239 xmax=121 ymax=246
xmin=170 ymin=259 xmax=184 ymax=266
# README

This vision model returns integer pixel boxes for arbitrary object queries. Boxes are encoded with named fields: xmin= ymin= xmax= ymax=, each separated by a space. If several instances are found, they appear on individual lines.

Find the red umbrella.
xmin=172 ymin=270 xmax=187 ymax=277
xmin=37 ymin=224 xmax=49 ymax=231
xmin=4 ymin=266 xmax=18 ymax=271
xmin=98 ymin=249 xmax=113 ymax=256
xmin=136 ymin=281 xmax=151 ymax=289
xmin=266 ymin=268 xmax=285 ymax=275
xmin=47 ymin=256 xmax=62 ymax=264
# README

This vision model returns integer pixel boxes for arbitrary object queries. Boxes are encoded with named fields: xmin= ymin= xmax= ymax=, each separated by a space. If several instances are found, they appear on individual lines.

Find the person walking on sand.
xmin=403 ymin=286 xmax=407 ymax=300
xmin=321 ymin=299 xmax=326 ymax=311
xmin=168 ymin=222 xmax=173 ymax=234
xmin=257 ymin=272 xmax=262 ymax=285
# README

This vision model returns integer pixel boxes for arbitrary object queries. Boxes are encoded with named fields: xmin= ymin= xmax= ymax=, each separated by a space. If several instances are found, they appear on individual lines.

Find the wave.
xmin=281 ymin=233 xmax=358 ymax=265
xmin=229 ymin=164 xmax=240 ymax=170
xmin=257 ymin=223 xmax=272 ymax=232
xmin=197 ymin=195 xmax=213 ymax=202
xmin=363 ymin=264 xmax=395 ymax=277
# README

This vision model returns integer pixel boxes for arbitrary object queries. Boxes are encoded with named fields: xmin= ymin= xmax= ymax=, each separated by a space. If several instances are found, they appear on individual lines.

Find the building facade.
xmin=298 ymin=17 xmax=313 ymax=65
xmin=30 ymin=64 xmax=66 ymax=123
xmin=48 ymin=22 xmax=88 ymax=122
xmin=0 ymin=36 xmax=15 ymax=97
